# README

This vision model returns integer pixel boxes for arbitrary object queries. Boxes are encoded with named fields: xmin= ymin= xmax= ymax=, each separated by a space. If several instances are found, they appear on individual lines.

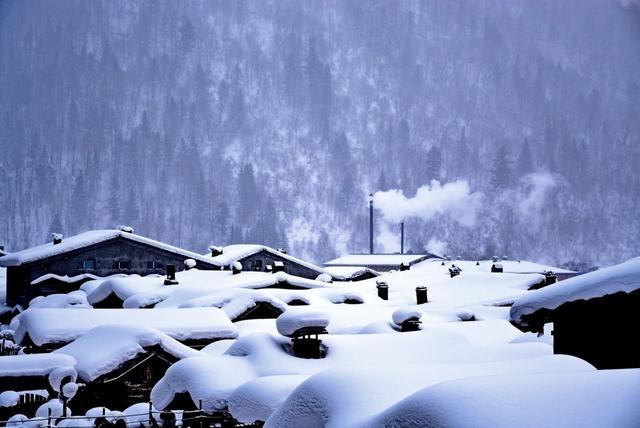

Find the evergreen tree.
xmin=490 ymin=145 xmax=514 ymax=189
xmin=425 ymin=145 xmax=443 ymax=182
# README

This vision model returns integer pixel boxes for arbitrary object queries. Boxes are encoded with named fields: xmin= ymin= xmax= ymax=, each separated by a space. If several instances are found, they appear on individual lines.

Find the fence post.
xmin=48 ymin=407 xmax=52 ymax=428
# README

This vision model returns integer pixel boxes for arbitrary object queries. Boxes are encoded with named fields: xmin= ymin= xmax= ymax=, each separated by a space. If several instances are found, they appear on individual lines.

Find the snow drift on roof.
xmin=0 ymin=353 xmax=76 ymax=378
xmin=13 ymin=307 xmax=237 ymax=346
xmin=55 ymin=325 xmax=202 ymax=382
xmin=206 ymin=244 xmax=327 ymax=275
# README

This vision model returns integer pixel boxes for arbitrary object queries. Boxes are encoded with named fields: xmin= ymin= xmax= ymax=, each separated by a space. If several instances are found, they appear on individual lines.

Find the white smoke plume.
xmin=515 ymin=172 xmax=559 ymax=219
xmin=373 ymin=180 xmax=483 ymax=227
xmin=425 ymin=238 xmax=448 ymax=257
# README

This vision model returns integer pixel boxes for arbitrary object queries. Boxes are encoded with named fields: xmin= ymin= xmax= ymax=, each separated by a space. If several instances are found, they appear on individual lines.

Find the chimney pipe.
xmin=369 ymin=193 xmax=374 ymax=254
xmin=52 ymin=233 xmax=63 ymax=245
xmin=416 ymin=286 xmax=428 ymax=304
xmin=376 ymin=280 xmax=389 ymax=300
xmin=164 ymin=264 xmax=178 ymax=285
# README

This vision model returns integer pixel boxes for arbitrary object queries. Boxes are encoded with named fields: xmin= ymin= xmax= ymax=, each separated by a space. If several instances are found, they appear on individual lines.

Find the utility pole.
xmin=369 ymin=193 xmax=374 ymax=254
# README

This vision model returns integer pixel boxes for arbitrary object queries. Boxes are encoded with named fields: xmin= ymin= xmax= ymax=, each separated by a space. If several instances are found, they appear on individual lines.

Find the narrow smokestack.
xmin=400 ymin=221 xmax=404 ymax=254
xmin=369 ymin=193 xmax=374 ymax=254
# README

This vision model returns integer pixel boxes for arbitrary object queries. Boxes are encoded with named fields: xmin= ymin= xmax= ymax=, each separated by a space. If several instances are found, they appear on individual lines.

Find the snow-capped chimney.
xmin=232 ymin=261 xmax=242 ymax=275
xmin=209 ymin=246 xmax=223 ymax=257
xmin=52 ymin=233 xmax=63 ymax=245
xmin=118 ymin=225 xmax=134 ymax=233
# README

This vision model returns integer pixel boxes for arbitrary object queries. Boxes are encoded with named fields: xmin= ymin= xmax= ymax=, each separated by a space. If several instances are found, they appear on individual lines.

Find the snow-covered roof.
xmin=13 ymin=308 xmax=237 ymax=346
xmin=510 ymin=256 xmax=640 ymax=331
xmin=324 ymin=253 xmax=434 ymax=267
xmin=55 ymin=325 xmax=202 ymax=382
xmin=275 ymin=310 xmax=330 ymax=337
xmin=205 ymin=244 xmax=327 ymax=275
xmin=31 ymin=273 xmax=101 ymax=285
xmin=0 ymin=230 xmax=220 ymax=268
xmin=0 ymin=353 xmax=76 ymax=378
xmin=322 ymin=266 xmax=380 ymax=280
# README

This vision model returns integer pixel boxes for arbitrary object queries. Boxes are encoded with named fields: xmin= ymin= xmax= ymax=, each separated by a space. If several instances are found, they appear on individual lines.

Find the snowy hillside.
xmin=1 ymin=0 xmax=639 ymax=265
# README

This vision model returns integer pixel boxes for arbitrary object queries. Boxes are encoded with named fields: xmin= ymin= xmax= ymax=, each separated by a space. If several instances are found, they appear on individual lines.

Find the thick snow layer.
xmin=324 ymin=254 xmax=431 ymax=267
xmin=54 ymin=325 xmax=202 ymax=382
xmin=48 ymin=366 xmax=77 ymax=392
xmin=0 ymin=229 xmax=218 ymax=267
xmin=276 ymin=309 xmax=330 ymax=337
xmin=0 ymin=390 xmax=19 ymax=407
xmin=227 ymin=375 xmax=310 ymax=424
xmin=511 ymin=256 xmax=640 ymax=330
xmin=0 ymin=353 xmax=76 ymax=378
xmin=13 ymin=308 xmax=237 ymax=346
xmin=391 ymin=307 xmax=422 ymax=325
xmin=35 ymin=399 xmax=71 ymax=419
xmin=372 ymin=369 xmax=640 ymax=428
xmin=84 ymin=275 xmax=164 ymax=306
xmin=265 ymin=356 xmax=595 ymax=428
xmin=122 ymin=402 xmax=160 ymax=428
xmin=177 ymin=288 xmax=286 ymax=320
xmin=206 ymin=244 xmax=329 ymax=276
xmin=29 ymin=292 xmax=91 ymax=309
xmin=153 ymin=322 xmax=557 ymax=414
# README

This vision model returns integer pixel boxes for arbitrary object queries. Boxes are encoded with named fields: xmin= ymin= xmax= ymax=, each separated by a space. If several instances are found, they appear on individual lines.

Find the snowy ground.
xmin=2 ymin=257 xmax=637 ymax=427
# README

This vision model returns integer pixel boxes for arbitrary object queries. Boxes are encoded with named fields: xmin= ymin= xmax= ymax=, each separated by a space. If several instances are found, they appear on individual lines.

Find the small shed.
xmin=510 ymin=257 xmax=640 ymax=369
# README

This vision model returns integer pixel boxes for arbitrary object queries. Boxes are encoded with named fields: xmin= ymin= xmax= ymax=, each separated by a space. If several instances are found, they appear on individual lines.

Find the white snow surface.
xmin=0 ymin=353 xmax=76 ymax=378
xmin=54 ymin=325 xmax=202 ymax=382
xmin=371 ymin=369 xmax=640 ymax=428
xmin=29 ymin=292 xmax=91 ymax=309
xmin=276 ymin=309 xmax=330 ymax=337
xmin=0 ymin=229 xmax=218 ymax=267
xmin=264 ymin=356 xmax=595 ymax=428
xmin=0 ymin=390 xmax=19 ymax=407
xmin=322 ymin=266 xmax=380 ymax=280
xmin=511 ymin=256 xmax=640 ymax=329
xmin=12 ymin=308 xmax=237 ymax=346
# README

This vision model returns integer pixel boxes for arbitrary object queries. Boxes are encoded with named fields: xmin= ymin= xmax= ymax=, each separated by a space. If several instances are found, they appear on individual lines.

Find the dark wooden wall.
xmin=553 ymin=289 xmax=640 ymax=369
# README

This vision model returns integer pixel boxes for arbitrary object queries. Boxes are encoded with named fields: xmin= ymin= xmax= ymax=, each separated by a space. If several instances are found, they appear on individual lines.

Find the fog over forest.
xmin=1 ymin=0 xmax=639 ymax=267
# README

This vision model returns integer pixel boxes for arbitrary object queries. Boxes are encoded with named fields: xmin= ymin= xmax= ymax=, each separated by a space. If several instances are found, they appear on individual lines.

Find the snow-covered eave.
xmin=0 ymin=230 xmax=222 ymax=268
xmin=31 ymin=273 xmax=100 ymax=285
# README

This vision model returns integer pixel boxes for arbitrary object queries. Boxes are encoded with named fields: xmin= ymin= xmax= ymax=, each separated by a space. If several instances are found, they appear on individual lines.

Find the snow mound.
xmin=0 ymin=391 xmax=19 ymax=407
xmin=372 ymin=369 xmax=640 ymax=428
xmin=392 ymin=307 xmax=423 ymax=325
xmin=29 ymin=292 xmax=91 ymax=309
xmin=276 ymin=310 xmax=330 ymax=337
xmin=48 ymin=366 xmax=77 ymax=392
xmin=0 ymin=353 xmax=76 ymax=379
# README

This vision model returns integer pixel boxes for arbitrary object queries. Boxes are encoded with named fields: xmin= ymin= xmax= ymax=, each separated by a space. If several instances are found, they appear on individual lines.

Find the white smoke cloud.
xmin=425 ymin=238 xmax=447 ymax=257
xmin=516 ymin=172 xmax=558 ymax=218
xmin=373 ymin=180 xmax=483 ymax=227
xmin=377 ymin=222 xmax=401 ymax=253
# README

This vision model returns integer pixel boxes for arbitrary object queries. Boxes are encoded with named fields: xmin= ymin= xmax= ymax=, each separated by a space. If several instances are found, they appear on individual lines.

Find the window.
xmin=118 ymin=260 xmax=132 ymax=270
xmin=250 ymin=259 xmax=263 ymax=270
xmin=147 ymin=260 xmax=163 ymax=269
xmin=83 ymin=259 xmax=95 ymax=270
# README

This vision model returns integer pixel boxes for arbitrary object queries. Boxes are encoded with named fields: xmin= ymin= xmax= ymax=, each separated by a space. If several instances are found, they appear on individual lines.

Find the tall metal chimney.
xmin=369 ymin=193 xmax=374 ymax=254
xmin=400 ymin=221 xmax=404 ymax=254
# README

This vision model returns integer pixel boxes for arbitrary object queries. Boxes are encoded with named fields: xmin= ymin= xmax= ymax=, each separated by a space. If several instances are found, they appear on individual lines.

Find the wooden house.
xmin=206 ymin=245 xmax=331 ymax=280
xmin=0 ymin=229 xmax=221 ymax=307
xmin=510 ymin=258 xmax=640 ymax=369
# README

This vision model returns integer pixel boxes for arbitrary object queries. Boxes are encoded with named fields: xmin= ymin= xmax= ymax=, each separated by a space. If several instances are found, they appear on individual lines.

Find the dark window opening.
xmin=118 ymin=260 xmax=132 ymax=270
xmin=250 ymin=260 xmax=263 ymax=270
xmin=147 ymin=260 xmax=163 ymax=269
xmin=82 ymin=259 xmax=96 ymax=270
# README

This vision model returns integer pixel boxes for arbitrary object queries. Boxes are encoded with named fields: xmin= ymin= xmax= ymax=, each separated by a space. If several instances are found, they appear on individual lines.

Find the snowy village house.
xmin=510 ymin=258 xmax=640 ymax=369
xmin=0 ymin=228 xmax=220 ymax=307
